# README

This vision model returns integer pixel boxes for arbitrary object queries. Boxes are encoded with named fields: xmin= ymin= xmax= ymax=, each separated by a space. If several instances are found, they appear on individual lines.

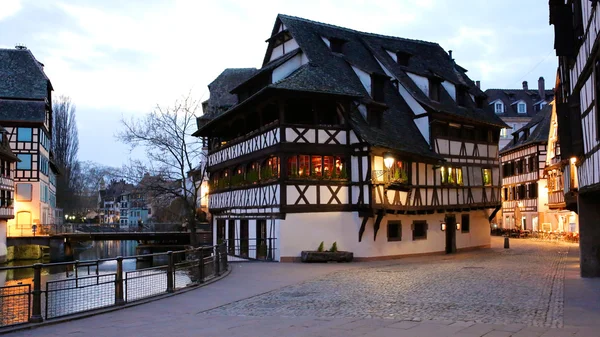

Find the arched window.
xmin=231 ymin=166 xmax=245 ymax=187
xmin=260 ymin=157 xmax=279 ymax=181
xmin=246 ymin=162 xmax=260 ymax=184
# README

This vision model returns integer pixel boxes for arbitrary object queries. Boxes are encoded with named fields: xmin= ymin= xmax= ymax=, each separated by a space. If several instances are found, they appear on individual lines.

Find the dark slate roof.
xmin=0 ymin=99 xmax=46 ymax=123
xmin=202 ymin=68 xmax=258 ymax=119
xmin=0 ymin=48 xmax=51 ymax=100
xmin=500 ymin=104 xmax=552 ymax=154
xmin=0 ymin=127 xmax=18 ymax=162
xmin=485 ymin=86 xmax=554 ymax=118
xmin=196 ymin=14 xmax=508 ymax=160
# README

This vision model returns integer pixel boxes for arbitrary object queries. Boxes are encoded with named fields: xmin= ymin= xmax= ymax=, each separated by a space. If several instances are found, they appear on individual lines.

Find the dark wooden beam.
xmin=373 ymin=211 xmax=384 ymax=241
xmin=358 ymin=216 xmax=369 ymax=242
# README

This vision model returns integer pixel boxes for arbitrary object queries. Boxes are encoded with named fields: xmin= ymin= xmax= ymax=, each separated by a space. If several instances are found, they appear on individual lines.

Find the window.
xmin=441 ymin=166 xmax=463 ymax=185
xmin=429 ymin=79 xmax=441 ymax=101
xmin=494 ymin=102 xmax=503 ymax=113
xmin=463 ymin=126 xmax=475 ymax=140
xmin=288 ymin=155 xmax=346 ymax=179
xmin=17 ymin=128 xmax=32 ymax=142
xmin=396 ymin=51 xmax=411 ymax=66
xmin=387 ymin=221 xmax=402 ymax=241
xmin=16 ymin=183 xmax=32 ymax=201
xmin=17 ymin=154 xmax=32 ymax=170
xmin=329 ymin=38 xmax=346 ymax=53
xmin=461 ymin=214 xmax=470 ymax=233
xmin=448 ymin=123 xmax=461 ymax=138
xmin=367 ymin=108 xmax=382 ymax=128
xmin=517 ymin=102 xmax=527 ymax=114
xmin=371 ymin=75 xmax=385 ymax=102
xmin=500 ymin=128 xmax=508 ymax=138
xmin=482 ymin=168 xmax=492 ymax=186
xmin=412 ymin=221 xmax=428 ymax=240
xmin=456 ymin=86 xmax=467 ymax=106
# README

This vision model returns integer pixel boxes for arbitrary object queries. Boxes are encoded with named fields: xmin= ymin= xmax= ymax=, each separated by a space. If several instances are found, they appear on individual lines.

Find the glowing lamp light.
xmin=456 ymin=223 xmax=461 ymax=231
xmin=383 ymin=153 xmax=395 ymax=169
xmin=441 ymin=223 xmax=446 ymax=231
xmin=570 ymin=157 xmax=577 ymax=164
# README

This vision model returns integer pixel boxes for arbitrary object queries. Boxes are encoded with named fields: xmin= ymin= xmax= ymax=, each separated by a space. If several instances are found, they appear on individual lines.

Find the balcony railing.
xmin=548 ymin=190 xmax=566 ymax=207
xmin=0 ymin=176 xmax=14 ymax=189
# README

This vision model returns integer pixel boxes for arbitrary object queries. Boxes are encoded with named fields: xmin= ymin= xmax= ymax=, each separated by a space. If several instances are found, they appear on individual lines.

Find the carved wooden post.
xmin=29 ymin=263 xmax=43 ymax=323
xmin=166 ymin=251 xmax=174 ymax=293
xmin=115 ymin=256 xmax=125 ymax=305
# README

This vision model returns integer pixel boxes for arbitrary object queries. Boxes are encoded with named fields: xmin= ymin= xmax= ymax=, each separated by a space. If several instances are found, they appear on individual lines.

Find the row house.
xmin=550 ymin=0 xmax=600 ymax=276
xmin=498 ymin=105 xmax=551 ymax=231
xmin=543 ymin=99 xmax=579 ymax=234
xmin=0 ymin=128 xmax=20 ymax=263
xmin=195 ymin=15 xmax=506 ymax=261
xmin=98 ymin=180 xmax=152 ymax=227
xmin=485 ymin=78 xmax=554 ymax=150
xmin=0 ymin=46 xmax=60 ymax=237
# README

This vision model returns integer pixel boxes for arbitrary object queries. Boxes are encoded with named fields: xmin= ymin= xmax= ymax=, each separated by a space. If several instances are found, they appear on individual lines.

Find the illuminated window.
xmin=482 ymin=168 xmax=492 ymax=186
xmin=441 ymin=166 xmax=463 ymax=186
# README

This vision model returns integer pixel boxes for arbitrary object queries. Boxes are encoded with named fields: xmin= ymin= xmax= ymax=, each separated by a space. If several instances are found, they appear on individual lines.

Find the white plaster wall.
xmin=442 ymin=81 xmax=456 ymax=101
xmin=407 ymin=72 xmax=429 ymax=96
xmin=352 ymin=66 xmax=371 ymax=95
xmin=455 ymin=211 xmax=491 ymax=250
xmin=279 ymin=211 xmax=490 ymax=259
xmin=272 ymin=52 xmax=305 ymax=83
xmin=283 ymin=38 xmax=299 ymax=54
xmin=0 ymin=220 xmax=7 ymax=262
xmin=321 ymin=36 xmax=330 ymax=47
xmin=537 ymin=178 xmax=549 ymax=213
xmin=270 ymin=44 xmax=284 ymax=61
xmin=8 ymin=181 xmax=42 ymax=236
xmin=414 ymin=116 xmax=430 ymax=145
xmin=386 ymin=50 xmax=397 ymax=62
xmin=398 ymin=84 xmax=427 ymax=115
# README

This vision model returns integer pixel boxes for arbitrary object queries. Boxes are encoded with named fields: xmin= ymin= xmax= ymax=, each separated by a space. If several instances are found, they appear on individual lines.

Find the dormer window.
xmin=494 ymin=102 xmax=504 ymax=113
xmin=329 ymin=38 xmax=346 ymax=53
xmin=396 ymin=51 xmax=411 ymax=66
xmin=456 ymin=86 xmax=467 ymax=106
xmin=429 ymin=78 xmax=441 ymax=101
xmin=517 ymin=102 xmax=527 ymax=114
xmin=371 ymin=75 xmax=386 ymax=102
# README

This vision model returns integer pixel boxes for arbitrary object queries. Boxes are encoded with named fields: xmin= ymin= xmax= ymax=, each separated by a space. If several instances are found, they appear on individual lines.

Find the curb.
xmin=0 ymin=267 xmax=232 ymax=335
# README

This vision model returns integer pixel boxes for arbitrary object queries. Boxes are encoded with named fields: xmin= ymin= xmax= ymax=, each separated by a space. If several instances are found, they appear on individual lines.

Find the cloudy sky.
xmin=0 ymin=0 xmax=557 ymax=167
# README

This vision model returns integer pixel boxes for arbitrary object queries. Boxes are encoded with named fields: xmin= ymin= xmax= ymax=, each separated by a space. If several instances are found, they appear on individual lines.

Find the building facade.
xmin=98 ymin=180 xmax=151 ymax=227
xmin=543 ymin=99 xmax=579 ymax=234
xmin=0 ymin=128 xmax=19 ymax=263
xmin=0 ymin=46 xmax=59 ymax=237
xmin=195 ymin=15 xmax=506 ymax=261
xmin=550 ymin=0 xmax=600 ymax=276
xmin=498 ymin=104 xmax=551 ymax=232
xmin=485 ymin=79 xmax=554 ymax=150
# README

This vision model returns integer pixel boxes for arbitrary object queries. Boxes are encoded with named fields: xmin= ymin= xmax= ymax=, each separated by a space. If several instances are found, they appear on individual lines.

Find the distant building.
xmin=485 ymin=78 xmax=554 ymax=150
xmin=0 ymin=46 xmax=60 ymax=236
xmin=0 ymin=127 xmax=20 ymax=263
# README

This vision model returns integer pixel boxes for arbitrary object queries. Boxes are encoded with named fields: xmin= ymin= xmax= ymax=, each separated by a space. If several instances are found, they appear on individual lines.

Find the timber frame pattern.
xmin=195 ymin=14 xmax=507 ymax=242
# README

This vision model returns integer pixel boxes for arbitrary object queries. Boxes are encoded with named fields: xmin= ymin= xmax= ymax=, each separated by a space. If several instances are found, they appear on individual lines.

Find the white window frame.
xmin=494 ymin=102 xmax=503 ymax=113
xmin=517 ymin=102 xmax=527 ymax=114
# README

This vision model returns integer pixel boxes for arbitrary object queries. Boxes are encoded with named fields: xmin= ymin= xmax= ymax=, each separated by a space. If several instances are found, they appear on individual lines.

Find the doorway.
xmin=228 ymin=220 xmax=236 ymax=255
xmin=445 ymin=214 xmax=457 ymax=254
xmin=216 ymin=219 xmax=225 ymax=244
xmin=256 ymin=219 xmax=267 ymax=259
xmin=240 ymin=220 xmax=249 ymax=257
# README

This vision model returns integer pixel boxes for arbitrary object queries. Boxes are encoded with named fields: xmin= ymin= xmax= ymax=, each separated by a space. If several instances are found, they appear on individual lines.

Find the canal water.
xmin=0 ymin=241 xmax=194 ymax=326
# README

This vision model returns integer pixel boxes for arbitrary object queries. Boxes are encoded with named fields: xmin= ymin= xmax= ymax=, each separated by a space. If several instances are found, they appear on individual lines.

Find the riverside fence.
xmin=0 ymin=243 xmax=228 ymax=329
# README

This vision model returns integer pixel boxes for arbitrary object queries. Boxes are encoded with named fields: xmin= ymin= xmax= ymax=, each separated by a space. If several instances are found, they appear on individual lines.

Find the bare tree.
xmin=116 ymin=93 xmax=206 ymax=245
xmin=52 ymin=95 xmax=80 ymax=215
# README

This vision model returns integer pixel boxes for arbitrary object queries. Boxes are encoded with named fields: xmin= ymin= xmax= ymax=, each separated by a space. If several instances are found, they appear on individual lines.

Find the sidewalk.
xmin=6 ymin=239 xmax=600 ymax=337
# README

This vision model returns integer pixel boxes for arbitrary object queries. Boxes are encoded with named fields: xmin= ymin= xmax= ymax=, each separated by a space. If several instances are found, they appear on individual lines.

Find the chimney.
xmin=476 ymin=80 xmax=481 ymax=89
xmin=538 ymin=76 xmax=545 ymax=100
xmin=522 ymin=81 xmax=528 ymax=90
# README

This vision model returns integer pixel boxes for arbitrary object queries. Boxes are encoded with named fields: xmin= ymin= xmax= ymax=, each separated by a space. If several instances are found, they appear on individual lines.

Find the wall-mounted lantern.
xmin=441 ymin=222 xmax=446 ymax=231
xmin=456 ymin=223 xmax=461 ymax=231
xmin=383 ymin=152 xmax=395 ymax=170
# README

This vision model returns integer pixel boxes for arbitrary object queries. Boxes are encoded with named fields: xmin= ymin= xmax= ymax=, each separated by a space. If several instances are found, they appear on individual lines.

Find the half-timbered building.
xmin=543 ymin=99 xmax=579 ymax=233
xmin=195 ymin=15 xmax=506 ymax=261
xmin=0 ymin=46 xmax=59 ymax=236
xmin=498 ymin=105 xmax=551 ymax=232
xmin=550 ymin=0 xmax=600 ymax=276
xmin=0 ymin=127 xmax=19 ymax=263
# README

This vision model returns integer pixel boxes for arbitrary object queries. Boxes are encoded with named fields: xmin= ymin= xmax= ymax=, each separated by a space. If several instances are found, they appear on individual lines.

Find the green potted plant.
xmin=301 ymin=241 xmax=353 ymax=263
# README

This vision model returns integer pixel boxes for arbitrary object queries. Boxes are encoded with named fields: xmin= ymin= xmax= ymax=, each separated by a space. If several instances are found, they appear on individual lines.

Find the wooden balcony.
xmin=208 ymin=122 xmax=280 ymax=166
xmin=548 ymin=190 xmax=566 ymax=209
xmin=0 ymin=176 xmax=14 ymax=190
xmin=0 ymin=206 xmax=14 ymax=219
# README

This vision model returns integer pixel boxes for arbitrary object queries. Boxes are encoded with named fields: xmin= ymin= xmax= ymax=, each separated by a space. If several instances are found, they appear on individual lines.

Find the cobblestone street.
xmin=205 ymin=238 xmax=571 ymax=328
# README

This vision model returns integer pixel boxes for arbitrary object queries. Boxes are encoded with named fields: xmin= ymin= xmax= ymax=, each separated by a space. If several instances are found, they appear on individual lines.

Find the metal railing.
xmin=0 ymin=243 xmax=228 ymax=329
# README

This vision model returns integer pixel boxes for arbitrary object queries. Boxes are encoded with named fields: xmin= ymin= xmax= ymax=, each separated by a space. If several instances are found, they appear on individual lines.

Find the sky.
xmin=0 ymin=0 xmax=557 ymax=167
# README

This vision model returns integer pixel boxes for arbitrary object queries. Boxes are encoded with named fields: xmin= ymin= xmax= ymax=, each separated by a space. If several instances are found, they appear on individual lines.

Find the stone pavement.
xmin=5 ymin=237 xmax=600 ymax=337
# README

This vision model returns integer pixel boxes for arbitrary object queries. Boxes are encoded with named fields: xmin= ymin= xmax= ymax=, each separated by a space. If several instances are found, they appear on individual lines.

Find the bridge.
xmin=7 ymin=224 xmax=212 ymax=261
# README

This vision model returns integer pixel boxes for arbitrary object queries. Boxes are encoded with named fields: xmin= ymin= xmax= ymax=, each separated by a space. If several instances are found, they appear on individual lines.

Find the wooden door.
xmin=445 ymin=214 xmax=457 ymax=254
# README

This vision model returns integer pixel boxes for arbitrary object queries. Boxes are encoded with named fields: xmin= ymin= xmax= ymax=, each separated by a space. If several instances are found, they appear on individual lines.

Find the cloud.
xmin=0 ymin=0 xmax=21 ymax=22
